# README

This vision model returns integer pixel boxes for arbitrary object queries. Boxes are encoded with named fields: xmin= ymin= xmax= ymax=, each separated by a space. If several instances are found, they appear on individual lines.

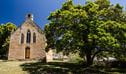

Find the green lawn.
xmin=20 ymin=62 xmax=126 ymax=74
xmin=0 ymin=60 xmax=36 ymax=74
xmin=0 ymin=60 xmax=126 ymax=74
xmin=20 ymin=62 xmax=125 ymax=74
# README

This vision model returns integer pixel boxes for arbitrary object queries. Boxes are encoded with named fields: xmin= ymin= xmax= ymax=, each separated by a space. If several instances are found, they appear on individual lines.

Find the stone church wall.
xmin=8 ymin=14 xmax=46 ymax=60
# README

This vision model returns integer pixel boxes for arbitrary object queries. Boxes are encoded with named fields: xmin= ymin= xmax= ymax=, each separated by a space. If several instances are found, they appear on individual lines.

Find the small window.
xmin=26 ymin=30 xmax=31 ymax=43
xmin=21 ymin=33 xmax=24 ymax=44
xmin=33 ymin=33 xmax=36 ymax=43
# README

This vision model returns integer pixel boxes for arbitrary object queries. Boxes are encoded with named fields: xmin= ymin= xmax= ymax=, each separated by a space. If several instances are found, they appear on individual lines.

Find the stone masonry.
xmin=8 ymin=14 xmax=47 ymax=60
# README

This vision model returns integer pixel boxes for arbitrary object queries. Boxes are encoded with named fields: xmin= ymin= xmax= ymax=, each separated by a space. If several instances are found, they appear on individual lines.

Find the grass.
xmin=20 ymin=61 xmax=126 ymax=74
xmin=0 ymin=60 xmax=126 ymax=74
xmin=0 ymin=60 xmax=37 ymax=74
xmin=20 ymin=62 xmax=107 ymax=74
xmin=0 ymin=60 xmax=26 ymax=74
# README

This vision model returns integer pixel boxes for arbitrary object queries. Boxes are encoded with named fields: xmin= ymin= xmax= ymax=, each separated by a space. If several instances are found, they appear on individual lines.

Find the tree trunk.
xmin=86 ymin=54 xmax=93 ymax=67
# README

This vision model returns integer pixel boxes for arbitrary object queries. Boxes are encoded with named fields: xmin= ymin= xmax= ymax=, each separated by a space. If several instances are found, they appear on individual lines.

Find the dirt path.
xmin=0 ymin=60 xmax=36 ymax=74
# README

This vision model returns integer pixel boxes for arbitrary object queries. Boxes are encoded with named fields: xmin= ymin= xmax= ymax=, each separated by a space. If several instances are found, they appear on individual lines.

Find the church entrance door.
xmin=25 ymin=47 xmax=30 ymax=59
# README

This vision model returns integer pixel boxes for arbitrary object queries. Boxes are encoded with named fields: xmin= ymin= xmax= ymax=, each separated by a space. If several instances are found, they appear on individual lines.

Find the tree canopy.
xmin=0 ymin=23 xmax=17 ymax=59
xmin=45 ymin=0 xmax=126 ymax=66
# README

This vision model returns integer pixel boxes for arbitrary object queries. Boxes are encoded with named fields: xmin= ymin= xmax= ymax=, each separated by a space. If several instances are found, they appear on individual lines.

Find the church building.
xmin=8 ymin=14 xmax=47 ymax=60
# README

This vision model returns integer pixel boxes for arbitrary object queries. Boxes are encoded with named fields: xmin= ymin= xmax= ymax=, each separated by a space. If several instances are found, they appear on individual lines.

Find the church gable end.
xmin=8 ymin=14 xmax=46 ymax=60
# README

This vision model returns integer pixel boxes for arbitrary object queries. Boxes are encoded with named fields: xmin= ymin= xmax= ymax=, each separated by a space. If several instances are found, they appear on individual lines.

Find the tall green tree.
xmin=0 ymin=23 xmax=16 ymax=58
xmin=45 ymin=0 xmax=126 ymax=66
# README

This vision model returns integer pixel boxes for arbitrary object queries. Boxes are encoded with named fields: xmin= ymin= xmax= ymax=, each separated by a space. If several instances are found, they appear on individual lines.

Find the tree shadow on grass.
xmin=20 ymin=62 xmax=107 ymax=74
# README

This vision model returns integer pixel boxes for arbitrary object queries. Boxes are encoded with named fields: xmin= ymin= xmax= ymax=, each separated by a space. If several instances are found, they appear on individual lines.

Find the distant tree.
xmin=0 ymin=23 xmax=17 ymax=59
xmin=45 ymin=0 xmax=126 ymax=66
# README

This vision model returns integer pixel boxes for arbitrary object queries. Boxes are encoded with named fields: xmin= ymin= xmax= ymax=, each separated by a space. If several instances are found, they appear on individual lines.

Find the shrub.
xmin=68 ymin=53 xmax=84 ymax=63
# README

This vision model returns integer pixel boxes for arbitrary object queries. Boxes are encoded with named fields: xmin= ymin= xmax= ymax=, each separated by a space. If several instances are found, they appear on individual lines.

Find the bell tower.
xmin=26 ymin=13 xmax=34 ymax=21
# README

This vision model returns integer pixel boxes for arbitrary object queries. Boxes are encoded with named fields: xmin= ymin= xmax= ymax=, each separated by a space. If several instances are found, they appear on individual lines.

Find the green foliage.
xmin=68 ymin=52 xmax=84 ymax=63
xmin=45 ymin=0 xmax=126 ymax=66
xmin=0 ymin=23 xmax=17 ymax=59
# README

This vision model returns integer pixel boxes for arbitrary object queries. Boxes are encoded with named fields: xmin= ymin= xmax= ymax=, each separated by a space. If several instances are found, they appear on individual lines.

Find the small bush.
xmin=68 ymin=53 xmax=84 ymax=63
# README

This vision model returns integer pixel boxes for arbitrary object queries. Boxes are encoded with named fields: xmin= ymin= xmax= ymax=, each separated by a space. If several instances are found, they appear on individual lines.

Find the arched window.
xmin=26 ymin=30 xmax=31 ymax=43
xmin=33 ymin=32 xmax=36 ymax=43
xmin=21 ymin=33 xmax=24 ymax=44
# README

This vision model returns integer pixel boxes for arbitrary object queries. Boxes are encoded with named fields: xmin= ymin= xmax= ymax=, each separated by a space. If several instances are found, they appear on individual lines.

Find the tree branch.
xmin=91 ymin=49 xmax=112 ymax=61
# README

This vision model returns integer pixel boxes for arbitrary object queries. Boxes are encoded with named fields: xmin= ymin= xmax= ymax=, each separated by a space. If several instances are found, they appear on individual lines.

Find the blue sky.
xmin=0 ymin=0 xmax=126 ymax=29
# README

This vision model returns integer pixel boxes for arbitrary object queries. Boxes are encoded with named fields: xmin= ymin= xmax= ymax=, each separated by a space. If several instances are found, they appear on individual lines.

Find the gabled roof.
xmin=22 ymin=19 xmax=44 ymax=34
xmin=12 ymin=14 xmax=45 ymax=35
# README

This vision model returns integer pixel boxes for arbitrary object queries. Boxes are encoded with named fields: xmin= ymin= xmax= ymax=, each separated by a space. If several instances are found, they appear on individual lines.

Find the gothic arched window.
xmin=21 ymin=33 xmax=24 ymax=44
xmin=26 ymin=30 xmax=31 ymax=43
xmin=33 ymin=32 xmax=36 ymax=43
